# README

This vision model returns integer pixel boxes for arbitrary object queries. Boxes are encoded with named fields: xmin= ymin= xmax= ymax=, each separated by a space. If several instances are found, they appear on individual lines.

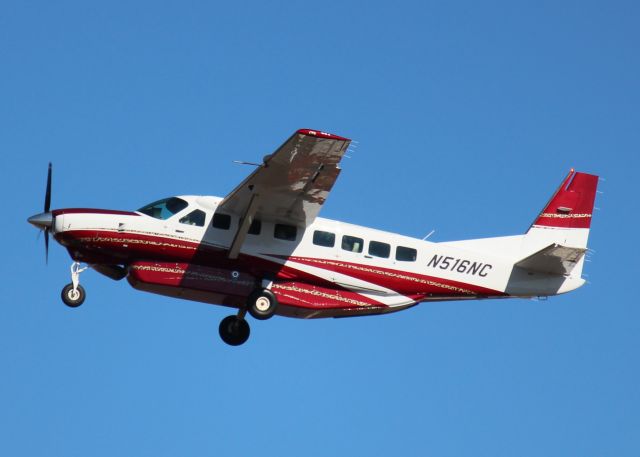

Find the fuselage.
xmin=50 ymin=195 xmax=584 ymax=318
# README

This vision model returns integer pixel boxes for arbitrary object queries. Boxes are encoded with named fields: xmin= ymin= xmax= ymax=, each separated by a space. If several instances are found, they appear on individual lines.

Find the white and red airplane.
xmin=28 ymin=129 xmax=598 ymax=346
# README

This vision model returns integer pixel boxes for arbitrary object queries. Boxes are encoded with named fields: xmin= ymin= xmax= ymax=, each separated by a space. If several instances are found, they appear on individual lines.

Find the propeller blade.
xmin=45 ymin=229 xmax=49 ymax=264
xmin=44 ymin=162 xmax=52 ymax=213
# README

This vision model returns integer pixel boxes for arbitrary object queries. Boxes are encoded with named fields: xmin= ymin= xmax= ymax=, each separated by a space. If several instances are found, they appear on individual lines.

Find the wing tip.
xmin=297 ymin=128 xmax=350 ymax=141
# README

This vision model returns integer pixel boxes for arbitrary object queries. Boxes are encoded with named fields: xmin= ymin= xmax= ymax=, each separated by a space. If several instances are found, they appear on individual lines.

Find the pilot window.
xmin=396 ymin=246 xmax=417 ymax=262
xmin=138 ymin=197 xmax=188 ymax=220
xmin=274 ymin=224 xmax=297 ymax=241
xmin=212 ymin=213 xmax=231 ymax=230
xmin=369 ymin=241 xmax=390 ymax=258
xmin=342 ymin=235 xmax=364 ymax=253
xmin=179 ymin=209 xmax=206 ymax=227
xmin=313 ymin=230 xmax=335 ymax=247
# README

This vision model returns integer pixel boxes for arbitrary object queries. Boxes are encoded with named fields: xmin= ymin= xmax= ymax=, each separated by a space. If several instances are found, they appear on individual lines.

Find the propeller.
xmin=45 ymin=162 xmax=52 ymax=213
xmin=44 ymin=162 xmax=51 ymax=263
xmin=28 ymin=163 xmax=54 ymax=264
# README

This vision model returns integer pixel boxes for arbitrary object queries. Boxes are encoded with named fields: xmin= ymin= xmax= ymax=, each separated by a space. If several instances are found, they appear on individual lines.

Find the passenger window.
xmin=342 ymin=235 xmax=363 ymax=253
xmin=179 ymin=209 xmax=206 ymax=227
xmin=212 ymin=213 xmax=231 ymax=230
xmin=396 ymin=246 xmax=417 ymax=261
xmin=274 ymin=224 xmax=297 ymax=241
xmin=313 ymin=230 xmax=335 ymax=247
xmin=239 ymin=218 xmax=261 ymax=235
xmin=369 ymin=241 xmax=390 ymax=258
xmin=248 ymin=219 xmax=261 ymax=235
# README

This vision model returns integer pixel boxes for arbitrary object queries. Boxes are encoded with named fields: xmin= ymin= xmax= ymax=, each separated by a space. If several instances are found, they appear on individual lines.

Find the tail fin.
xmin=522 ymin=169 xmax=599 ymax=280
xmin=440 ymin=170 xmax=598 ymax=291
xmin=529 ymin=169 xmax=599 ymax=231
xmin=514 ymin=169 xmax=598 ymax=284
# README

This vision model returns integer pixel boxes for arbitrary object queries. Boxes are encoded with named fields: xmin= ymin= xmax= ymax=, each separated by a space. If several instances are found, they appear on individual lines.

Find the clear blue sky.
xmin=1 ymin=1 xmax=638 ymax=455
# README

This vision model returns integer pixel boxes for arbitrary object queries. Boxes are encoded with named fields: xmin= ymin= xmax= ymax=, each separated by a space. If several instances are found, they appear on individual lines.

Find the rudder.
xmin=529 ymin=169 xmax=599 ymax=230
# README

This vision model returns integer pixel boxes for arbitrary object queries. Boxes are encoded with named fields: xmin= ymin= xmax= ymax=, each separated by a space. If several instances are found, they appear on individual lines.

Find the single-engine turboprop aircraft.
xmin=28 ymin=129 xmax=599 ymax=346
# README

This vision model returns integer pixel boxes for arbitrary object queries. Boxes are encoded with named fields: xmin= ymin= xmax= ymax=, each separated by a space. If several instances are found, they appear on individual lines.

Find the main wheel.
xmin=61 ymin=283 xmax=86 ymax=308
xmin=247 ymin=289 xmax=278 ymax=320
xmin=218 ymin=315 xmax=250 ymax=346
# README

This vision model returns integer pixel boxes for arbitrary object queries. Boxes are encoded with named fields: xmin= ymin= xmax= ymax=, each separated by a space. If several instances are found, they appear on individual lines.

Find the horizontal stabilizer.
xmin=515 ymin=244 xmax=586 ymax=275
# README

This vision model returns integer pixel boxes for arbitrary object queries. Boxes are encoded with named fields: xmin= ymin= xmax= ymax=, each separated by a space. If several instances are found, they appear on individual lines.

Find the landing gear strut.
xmin=61 ymin=262 xmax=87 ymax=308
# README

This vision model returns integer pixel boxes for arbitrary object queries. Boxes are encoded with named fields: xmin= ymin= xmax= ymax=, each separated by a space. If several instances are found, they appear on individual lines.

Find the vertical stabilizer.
xmin=524 ymin=169 xmax=599 ymax=268
xmin=506 ymin=169 xmax=600 ymax=294
xmin=529 ymin=169 xmax=599 ymax=231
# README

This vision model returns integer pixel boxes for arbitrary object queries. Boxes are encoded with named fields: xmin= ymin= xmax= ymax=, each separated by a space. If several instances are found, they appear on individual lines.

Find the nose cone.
xmin=28 ymin=211 xmax=53 ymax=230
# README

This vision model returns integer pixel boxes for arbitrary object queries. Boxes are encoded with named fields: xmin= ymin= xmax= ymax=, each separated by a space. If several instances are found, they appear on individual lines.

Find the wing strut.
xmin=227 ymin=193 xmax=261 ymax=260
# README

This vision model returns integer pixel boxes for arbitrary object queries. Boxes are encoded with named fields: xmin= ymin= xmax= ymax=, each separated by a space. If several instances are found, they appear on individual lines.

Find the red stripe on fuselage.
xmin=271 ymin=281 xmax=386 ymax=309
xmin=52 ymin=208 xmax=140 ymax=217
xmin=56 ymin=228 xmax=504 ymax=301
xmin=278 ymin=256 xmax=504 ymax=297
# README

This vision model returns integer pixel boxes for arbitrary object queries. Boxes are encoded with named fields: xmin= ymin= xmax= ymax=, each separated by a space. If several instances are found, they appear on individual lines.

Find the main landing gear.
xmin=57 ymin=262 xmax=276 ymax=347
xmin=218 ymin=287 xmax=279 ymax=346
xmin=218 ymin=315 xmax=250 ymax=346
xmin=61 ymin=261 xmax=88 ymax=308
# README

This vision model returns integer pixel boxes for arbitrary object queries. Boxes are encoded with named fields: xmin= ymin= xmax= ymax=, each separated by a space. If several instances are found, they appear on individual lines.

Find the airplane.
xmin=27 ymin=129 xmax=599 ymax=346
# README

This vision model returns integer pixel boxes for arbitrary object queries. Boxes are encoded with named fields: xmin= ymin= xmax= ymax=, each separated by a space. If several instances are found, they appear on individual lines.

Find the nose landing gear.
xmin=61 ymin=262 xmax=88 ymax=308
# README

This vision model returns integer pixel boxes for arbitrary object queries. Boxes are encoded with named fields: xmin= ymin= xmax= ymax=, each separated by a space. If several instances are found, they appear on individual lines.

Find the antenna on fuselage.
xmin=423 ymin=229 xmax=435 ymax=240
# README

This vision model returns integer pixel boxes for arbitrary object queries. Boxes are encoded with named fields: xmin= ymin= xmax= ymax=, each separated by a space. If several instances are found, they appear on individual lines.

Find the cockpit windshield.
xmin=137 ymin=197 xmax=188 ymax=220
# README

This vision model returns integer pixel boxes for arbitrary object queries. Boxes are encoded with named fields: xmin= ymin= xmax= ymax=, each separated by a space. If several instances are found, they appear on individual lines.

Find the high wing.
xmin=218 ymin=129 xmax=351 ymax=258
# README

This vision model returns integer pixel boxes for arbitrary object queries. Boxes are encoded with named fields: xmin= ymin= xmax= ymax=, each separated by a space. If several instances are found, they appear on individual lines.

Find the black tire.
xmin=61 ymin=283 xmax=86 ymax=308
xmin=247 ymin=288 xmax=278 ymax=320
xmin=218 ymin=315 xmax=250 ymax=346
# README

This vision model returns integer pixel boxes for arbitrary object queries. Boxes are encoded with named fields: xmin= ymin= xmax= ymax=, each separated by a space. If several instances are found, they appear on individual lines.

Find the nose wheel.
xmin=61 ymin=261 xmax=88 ymax=308
xmin=61 ymin=283 xmax=86 ymax=307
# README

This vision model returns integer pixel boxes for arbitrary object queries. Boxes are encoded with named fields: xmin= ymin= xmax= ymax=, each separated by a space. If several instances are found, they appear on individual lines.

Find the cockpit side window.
xmin=179 ymin=209 xmax=206 ymax=227
xmin=138 ymin=197 xmax=188 ymax=220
